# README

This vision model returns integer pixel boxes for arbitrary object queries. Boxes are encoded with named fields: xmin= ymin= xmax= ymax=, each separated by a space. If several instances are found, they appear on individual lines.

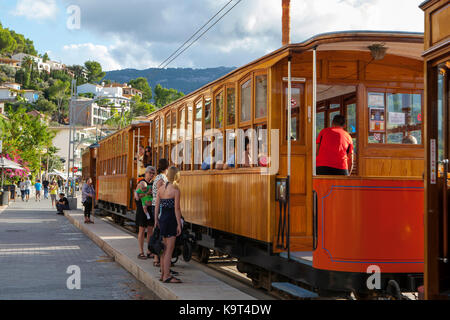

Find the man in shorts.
xmin=25 ymin=177 xmax=31 ymax=202
xmin=35 ymin=179 xmax=42 ymax=202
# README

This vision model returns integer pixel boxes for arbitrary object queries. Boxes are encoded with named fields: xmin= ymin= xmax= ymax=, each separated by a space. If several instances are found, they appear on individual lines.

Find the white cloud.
xmin=12 ymin=0 xmax=58 ymax=20
xmin=61 ymin=39 xmax=159 ymax=71
xmin=56 ymin=0 xmax=424 ymax=69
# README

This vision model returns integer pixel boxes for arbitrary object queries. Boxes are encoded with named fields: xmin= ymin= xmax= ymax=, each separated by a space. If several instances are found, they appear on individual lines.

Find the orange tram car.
xmin=83 ymin=31 xmax=426 ymax=298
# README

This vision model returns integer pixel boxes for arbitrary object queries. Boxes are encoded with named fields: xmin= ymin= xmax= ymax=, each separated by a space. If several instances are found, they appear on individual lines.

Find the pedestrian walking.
xmin=49 ymin=180 xmax=58 ymax=208
xmin=42 ymin=178 xmax=49 ymax=199
xmin=19 ymin=178 xmax=26 ymax=201
xmin=57 ymin=178 xmax=62 ymax=193
xmin=24 ymin=177 xmax=31 ymax=202
xmin=82 ymin=178 xmax=95 ymax=224
xmin=135 ymin=166 xmax=156 ymax=260
xmin=155 ymin=166 xmax=183 ymax=283
xmin=34 ymin=179 xmax=42 ymax=202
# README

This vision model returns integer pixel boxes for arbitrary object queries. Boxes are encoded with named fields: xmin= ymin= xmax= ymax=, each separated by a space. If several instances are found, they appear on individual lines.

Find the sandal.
xmin=147 ymin=253 xmax=154 ymax=259
xmin=163 ymin=276 xmax=182 ymax=283
xmin=153 ymin=261 xmax=160 ymax=267
xmin=137 ymin=253 xmax=148 ymax=260
xmin=170 ymin=270 xmax=179 ymax=276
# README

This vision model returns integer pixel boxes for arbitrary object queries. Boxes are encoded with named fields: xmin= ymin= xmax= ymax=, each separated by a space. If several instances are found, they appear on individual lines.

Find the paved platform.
xmin=65 ymin=209 xmax=255 ymax=300
xmin=0 ymin=198 xmax=157 ymax=300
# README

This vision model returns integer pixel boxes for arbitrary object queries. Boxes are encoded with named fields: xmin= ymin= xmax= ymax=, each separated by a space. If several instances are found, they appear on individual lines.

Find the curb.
xmin=65 ymin=210 xmax=180 ymax=300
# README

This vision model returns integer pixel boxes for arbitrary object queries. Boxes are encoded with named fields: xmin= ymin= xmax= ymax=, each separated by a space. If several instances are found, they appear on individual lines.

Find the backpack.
xmin=148 ymin=226 xmax=164 ymax=255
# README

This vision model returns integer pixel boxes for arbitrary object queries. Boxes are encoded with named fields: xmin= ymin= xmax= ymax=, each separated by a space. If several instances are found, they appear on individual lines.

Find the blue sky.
xmin=0 ymin=0 xmax=425 ymax=71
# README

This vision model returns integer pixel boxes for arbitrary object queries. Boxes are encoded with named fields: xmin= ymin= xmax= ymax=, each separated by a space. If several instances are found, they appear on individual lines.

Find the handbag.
xmin=148 ymin=226 xmax=164 ymax=255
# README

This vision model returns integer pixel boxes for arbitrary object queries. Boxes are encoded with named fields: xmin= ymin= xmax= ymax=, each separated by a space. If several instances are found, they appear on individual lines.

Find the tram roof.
xmin=147 ymin=30 xmax=424 ymax=118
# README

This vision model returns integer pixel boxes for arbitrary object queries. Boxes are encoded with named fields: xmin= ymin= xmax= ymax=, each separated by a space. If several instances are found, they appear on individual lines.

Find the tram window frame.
xmin=226 ymin=85 xmax=237 ymax=128
xmin=178 ymin=106 xmax=186 ymax=170
xmin=213 ymin=88 xmax=225 ymax=169
xmin=194 ymin=97 xmax=203 ymax=170
xmin=185 ymin=103 xmax=193 ymax=171
xmin=366 ymin=88 xmax=424 ymax=147
xmin=254 ymin=73 xmax=268 ymax=122
xmin=283 ymin=82 xmax=304 ymax=145
xmin=239 ymin=76 xmax=252 ymax=125
xmin=171 ymin=109 xmax=177 ymax=143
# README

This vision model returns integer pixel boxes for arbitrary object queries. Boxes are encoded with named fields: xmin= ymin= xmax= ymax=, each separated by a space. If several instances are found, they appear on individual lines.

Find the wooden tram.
xmin=421 ymin=0 xmax=450 ymax=300
xmin=83 ymin=30 xmax=427 ymax=297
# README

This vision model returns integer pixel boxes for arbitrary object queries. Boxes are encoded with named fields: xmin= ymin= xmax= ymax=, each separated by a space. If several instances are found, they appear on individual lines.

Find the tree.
xmin=35 ymin=97 xmax=57 ymax=115
xmin=67 ymin=65 xmax=87 ymax=85
xmin=84 ymin=60 xmax=105 ymax=83
xmin=0 ymin=106 xmax=56 ymax=176
xmin=42 ymin=52 xmax=50 ymax=62
xmin=0 ymin=28 xmax=17 ymax=54
xmin=49 ymin=79 xmax=70 ymax=123
xmin=130 ymin=95 xmax=155 ymax=118
xmin=129 ymin=77 xmax=152 ymax=102
xmin=154 ymin=84 xmax=184 ymax=108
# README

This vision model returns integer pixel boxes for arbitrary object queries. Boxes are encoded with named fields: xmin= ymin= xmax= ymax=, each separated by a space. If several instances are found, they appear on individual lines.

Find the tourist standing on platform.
xmin=49 ymin=180 xmax=58 ymax=208
xmin=24 ymin=177 xmax=31 ymax=202
xmin=82 ymin=178 xmax=95 ymax=224
xmin=134 ymin=166 xmax=156 ymax=260
xmin=155 ymin=166 xmax=182 ymax=283
xmin=19 ymin=178 xmax=26 ymax=201
xmin=151 ymin=158 xmax=169 ymax=267
xmin=34 ymin=179 xmax=42 ymax=202
xmin=42 ymin=178 xmax=49 ymax=199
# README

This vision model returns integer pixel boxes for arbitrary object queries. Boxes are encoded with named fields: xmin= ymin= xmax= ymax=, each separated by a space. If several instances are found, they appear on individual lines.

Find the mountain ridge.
xmin=104 ymin=66 xmax=236 ymax=95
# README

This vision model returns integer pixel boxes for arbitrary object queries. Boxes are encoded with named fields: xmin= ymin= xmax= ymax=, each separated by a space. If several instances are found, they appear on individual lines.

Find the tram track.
xmin=96 ymin=213 xmax=279 ymax=300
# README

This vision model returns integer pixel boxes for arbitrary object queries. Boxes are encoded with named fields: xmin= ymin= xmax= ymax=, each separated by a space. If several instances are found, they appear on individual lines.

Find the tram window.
xmin=195 ymin=100 xmax=202 ymax=136
xmin=179 ymin=108 xmax=185 ymax=141
xmin=205 ymin=98 xmax=212 ymax=131
xmin=256 ymin=124 xmax=268 ymax=167
xmin=187 ymin=105 xmax=193 ymax=138
xmin=171 ymin=111 xmax=177 ymax=142
xmin=240 ymin=79 xmax=251 ymax=122
xmin=285 ymin=86 xmax=302 ymax=141
xmin=227 ymin=87 xmax=236 ymax=126
xmin=185 ymin=139 xmax=192 ymax=170
xmin=255 ymin=75 xmax=267 ymax=119
xmin=194 ymin=138 xmax=202 ymax=170
xmin=166 ymin=114 xmax=171 ymax=143
xmin=213 ymin=134 xmax=224 ymax=169
xmin=386 ymin=93 xmax=422 ymax=144
xmin=346 ymin=103 xmax=357 ymax=134
xmin=160 ymin=117 xmax=164 ymax=143
xmin=159 ymin=147 xmax=163 ymax=160
xmin=224 ymin=130 xmax=236 ymax=169
xmin=215 ymin=92 xmax=224 ymax=129
xmin=316 ymin=112 xmax=325 ymax=137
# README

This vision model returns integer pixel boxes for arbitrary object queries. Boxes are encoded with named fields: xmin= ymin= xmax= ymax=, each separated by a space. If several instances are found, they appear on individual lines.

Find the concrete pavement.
xmin=0 ymin=197 xmax=158 ymax=300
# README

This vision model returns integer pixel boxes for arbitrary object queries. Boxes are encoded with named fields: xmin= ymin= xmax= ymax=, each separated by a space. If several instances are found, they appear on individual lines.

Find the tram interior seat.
xmin=316 ymin=85 xmax=357 ymax=176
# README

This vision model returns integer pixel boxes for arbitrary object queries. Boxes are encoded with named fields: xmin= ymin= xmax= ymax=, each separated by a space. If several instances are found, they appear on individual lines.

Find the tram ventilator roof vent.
xmin=368 ymin=43 xmax=387 ymax=60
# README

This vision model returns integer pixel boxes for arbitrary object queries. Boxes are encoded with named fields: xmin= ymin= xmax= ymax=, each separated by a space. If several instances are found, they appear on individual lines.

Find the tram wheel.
xmin=197 ymin=246 xmax=210 ymax=264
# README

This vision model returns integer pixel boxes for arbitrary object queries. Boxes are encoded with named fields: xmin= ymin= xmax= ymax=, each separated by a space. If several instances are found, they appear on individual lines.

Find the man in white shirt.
xmin=25 ymin=177 xmax=31 ymax=202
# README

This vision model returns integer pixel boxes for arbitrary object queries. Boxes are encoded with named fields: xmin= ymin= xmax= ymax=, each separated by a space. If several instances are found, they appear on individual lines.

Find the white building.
xmin=0 ymin=86 xmax=18 ymax=101
xmin=47 ymin=60 xmax=65 ymax=71
xmin=51 ymin=125 xmax=99 ymax=170
xmin=76 ymin=83 xmax=131 ymax=112
xmin=71 ymin=97 xmax=112 ymax=127
xmin=3 ymin=82 xmax=21 ymax=90
xmin=12 ymin=53 xmax=51 ymax=73
xmin=23 ymin=90 xmax=40 ymax=103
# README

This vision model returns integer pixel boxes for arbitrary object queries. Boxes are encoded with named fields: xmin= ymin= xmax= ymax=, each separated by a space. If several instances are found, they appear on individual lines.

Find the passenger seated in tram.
xmin=258 ymin=143 xmax=268 ymax=167
xmin=402 ymin=135 xmax=418 ymax=144
xmin=135 ymin=145 xmax=146 ymax=177
xmin=242 ymin=137 xmax=251 ymax=167
xmin=316 ymin=114 xmax=353 ymax=176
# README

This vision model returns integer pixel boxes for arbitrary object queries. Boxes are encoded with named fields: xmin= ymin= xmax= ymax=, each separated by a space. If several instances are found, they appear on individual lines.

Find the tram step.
xmin=271 ymin=282 xmax=319 ymax=299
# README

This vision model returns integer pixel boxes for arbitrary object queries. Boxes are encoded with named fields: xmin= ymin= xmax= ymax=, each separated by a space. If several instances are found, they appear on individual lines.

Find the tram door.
xmin=279 ymin=82 xmax=313 ymax=251
xmin=426 ymin=61 xmax=450 ymax=298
